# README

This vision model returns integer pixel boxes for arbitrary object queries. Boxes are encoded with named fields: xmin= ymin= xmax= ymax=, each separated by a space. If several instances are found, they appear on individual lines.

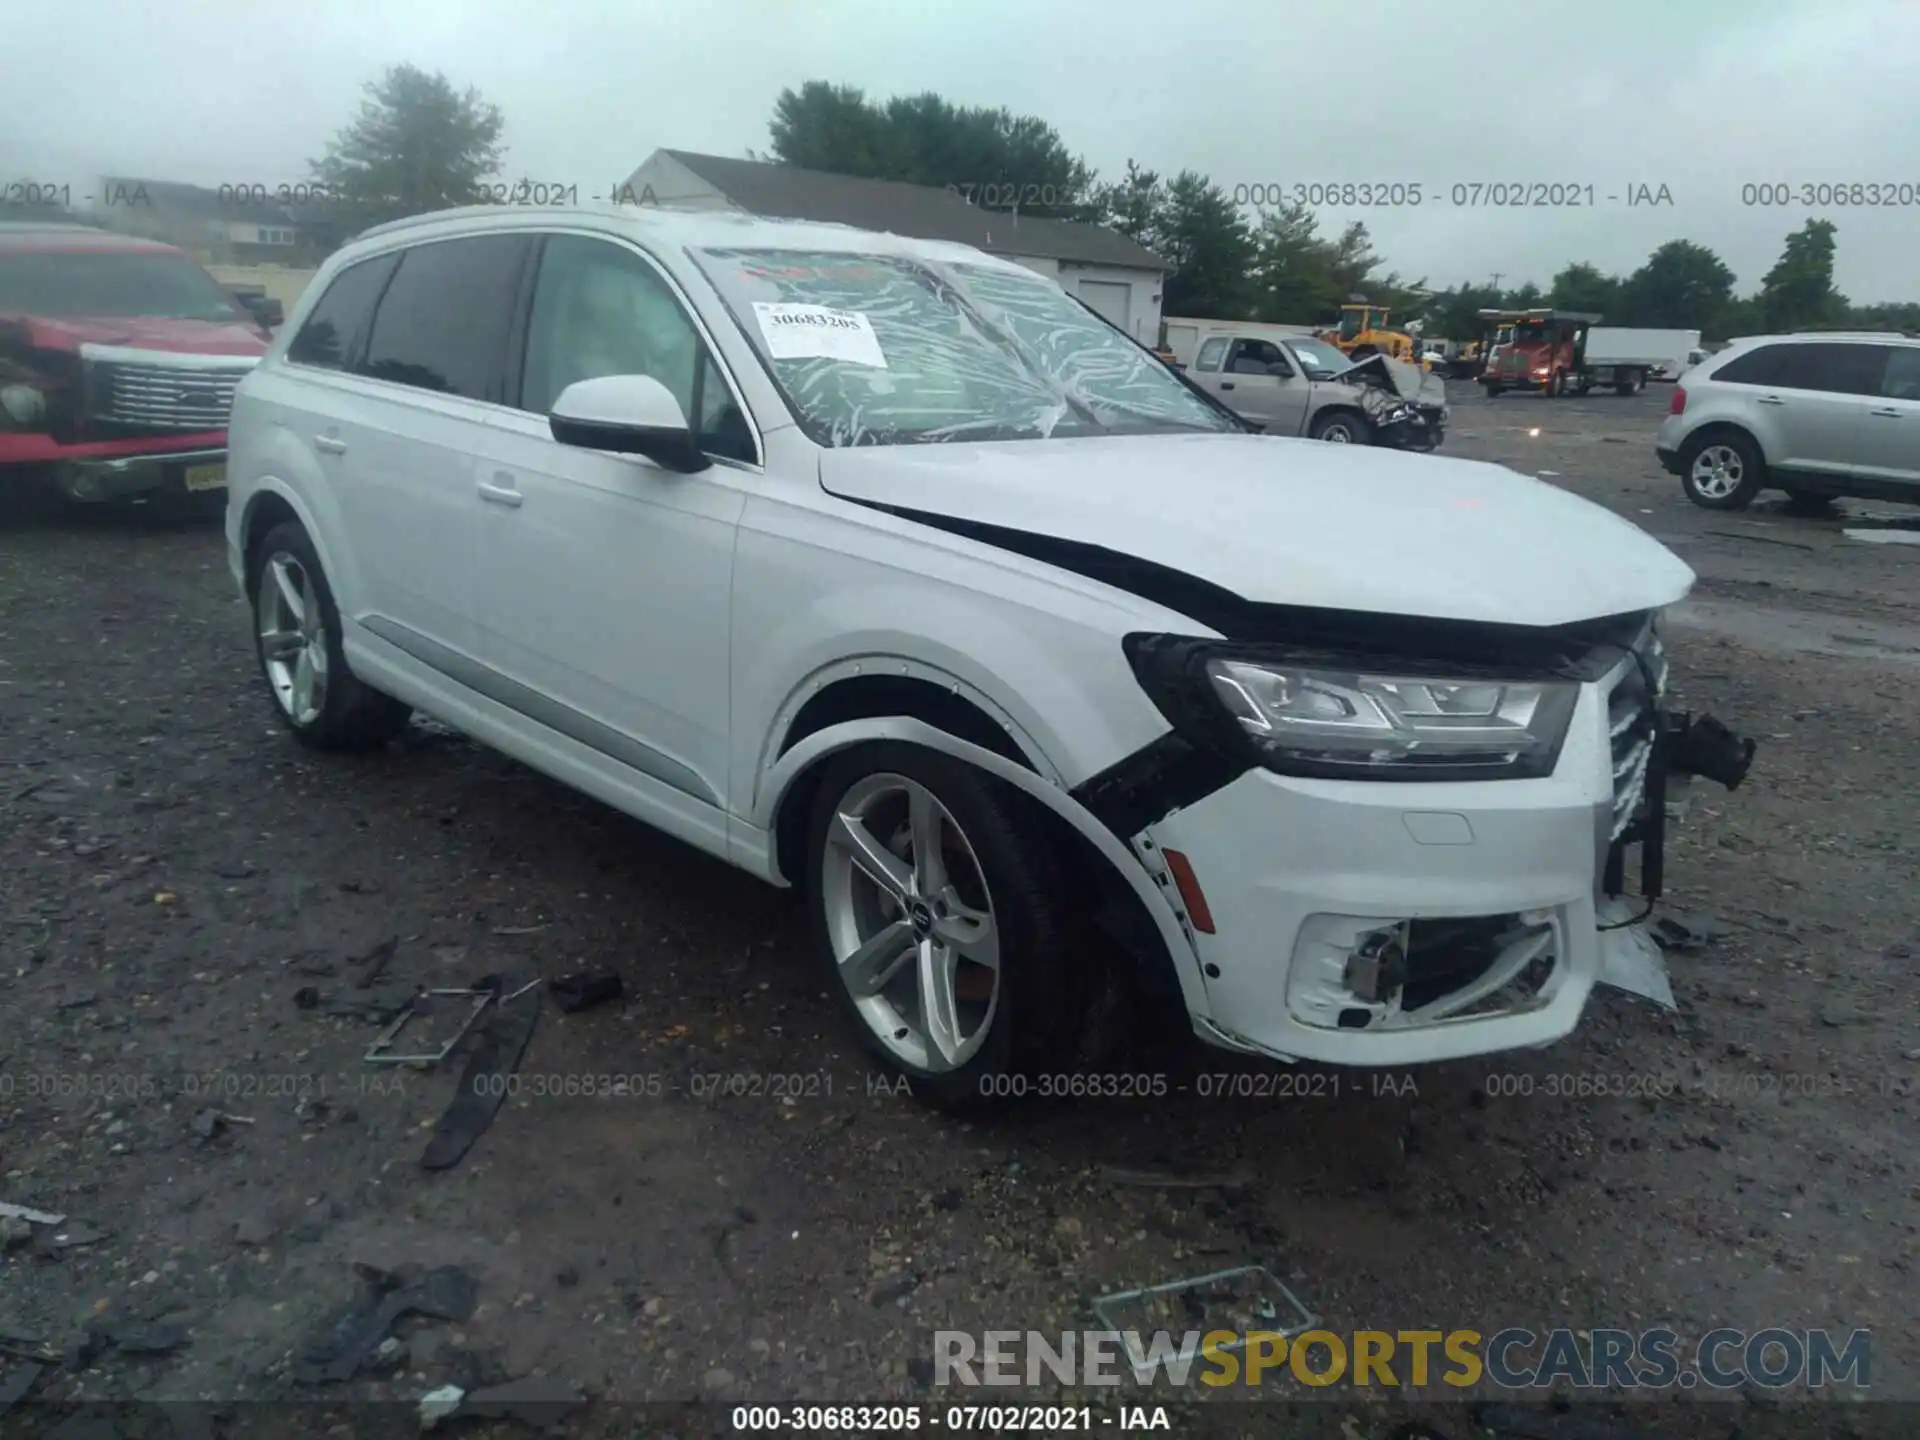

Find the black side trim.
xmin=1070 ymin=731 xmax=1248 ymax=841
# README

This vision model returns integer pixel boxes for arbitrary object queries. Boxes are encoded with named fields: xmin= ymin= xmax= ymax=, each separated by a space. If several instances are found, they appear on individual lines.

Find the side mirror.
xmin=548 ymin=374 xmax=708 ymax=473
xmin=236 ymin=293 xmax=283 ymax=328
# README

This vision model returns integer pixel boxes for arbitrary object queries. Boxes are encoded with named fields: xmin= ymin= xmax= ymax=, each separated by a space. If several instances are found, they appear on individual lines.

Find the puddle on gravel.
xmin=1669 ymin=598 xmax=1920 ymax=663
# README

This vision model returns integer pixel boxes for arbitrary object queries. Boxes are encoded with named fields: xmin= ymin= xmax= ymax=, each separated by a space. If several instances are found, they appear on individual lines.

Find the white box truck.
xmin=1585 ymin=327 xmax=1702 ymax=384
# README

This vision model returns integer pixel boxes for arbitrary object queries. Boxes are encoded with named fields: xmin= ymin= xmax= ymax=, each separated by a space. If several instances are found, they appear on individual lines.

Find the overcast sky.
xmin=7 ymin=0 xmax=1916 ymax=301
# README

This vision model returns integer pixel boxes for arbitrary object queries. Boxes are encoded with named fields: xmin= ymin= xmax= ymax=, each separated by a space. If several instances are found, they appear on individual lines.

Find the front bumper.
xmin=52 ymin=446 xmax=228 ymax=502
xmin=1140 ymin=650 xmax=1730 ymax=1066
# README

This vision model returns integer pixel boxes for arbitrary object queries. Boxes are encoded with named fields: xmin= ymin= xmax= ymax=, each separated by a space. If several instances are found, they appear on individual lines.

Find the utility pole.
xmin=1489 ymin=271 xmax=1505 ymax=290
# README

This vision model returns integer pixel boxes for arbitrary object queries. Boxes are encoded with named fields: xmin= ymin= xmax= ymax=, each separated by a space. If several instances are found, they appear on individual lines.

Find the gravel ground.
xmin=1 ymin=387 xmax=1915 ymax=1438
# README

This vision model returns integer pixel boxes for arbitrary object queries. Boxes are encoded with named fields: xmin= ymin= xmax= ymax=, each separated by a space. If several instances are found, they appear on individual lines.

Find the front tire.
xmin=1483 ymin=382 xmax=1504 ymax=397
xmin=1679 ymin=432 xmax=1765 ymax=511
xmin=804 ymin=743 xmax=1089 ymax=1109
xmin=248 ymin=520 xmax=411 ymax=750
xmin=1309 ymin=410 xmax=1369 ymax=445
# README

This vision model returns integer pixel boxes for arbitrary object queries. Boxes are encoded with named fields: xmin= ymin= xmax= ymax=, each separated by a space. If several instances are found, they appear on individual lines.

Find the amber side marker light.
xmin=1159 ymin=848 xmax=1216 ymax=934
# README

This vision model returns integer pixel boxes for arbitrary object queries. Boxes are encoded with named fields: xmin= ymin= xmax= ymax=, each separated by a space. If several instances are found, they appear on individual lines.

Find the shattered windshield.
xmin=693 ymin=247 xmax=1237 ymax=446
xmin=0 ymin=252 xmax=246 ymax=322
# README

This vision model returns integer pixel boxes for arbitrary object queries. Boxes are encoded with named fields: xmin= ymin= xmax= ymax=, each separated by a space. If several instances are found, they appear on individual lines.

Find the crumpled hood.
xmin=4 ymin=315 xmax=269 ymax=356
xmin=1333 ymin=353 xmax=1448 ymax=408
xmin=819 ymin=431 xmax=1694 ymax=627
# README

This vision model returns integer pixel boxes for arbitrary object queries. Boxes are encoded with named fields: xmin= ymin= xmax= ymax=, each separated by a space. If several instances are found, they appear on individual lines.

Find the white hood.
xmin=819 ymin=432 xmax=1694 ymax=627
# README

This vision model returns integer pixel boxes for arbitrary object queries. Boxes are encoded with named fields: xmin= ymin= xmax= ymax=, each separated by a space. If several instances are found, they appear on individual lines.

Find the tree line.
xmin=764 ymin=80 xmax=1915 ymax=340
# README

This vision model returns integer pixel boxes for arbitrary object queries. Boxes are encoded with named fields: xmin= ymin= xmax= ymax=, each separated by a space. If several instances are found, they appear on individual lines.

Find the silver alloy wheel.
xmin=257 ymin=551 xmax=329 ymax=726
xmin=1320 ymin=420 xmax=1355 ymax=443
xmin=820 ymin=772 xmax=1001 ymax=1073
xmin=1689 ymin=444 xmax=1745 ymax=499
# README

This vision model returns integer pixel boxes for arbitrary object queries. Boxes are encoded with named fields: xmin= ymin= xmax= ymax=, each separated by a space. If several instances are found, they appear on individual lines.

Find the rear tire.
xmin=804 ymin=743 xmax=1092 ymax=1110
xmin=247 ymin=520 xmax=412 ymax=750
xmin=1482 ymin=382 xmax=1503 ymax=397
xmin=1679 ymin=431 xmax=1765 ymax=511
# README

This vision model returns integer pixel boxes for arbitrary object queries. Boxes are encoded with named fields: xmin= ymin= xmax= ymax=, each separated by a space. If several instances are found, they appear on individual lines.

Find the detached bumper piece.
xmin=1604 ymin=708 xmax=1757 ymax=902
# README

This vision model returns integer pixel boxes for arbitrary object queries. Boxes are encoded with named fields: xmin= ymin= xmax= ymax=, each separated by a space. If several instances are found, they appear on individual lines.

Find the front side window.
xmin=1226 ymin=339 xmax=1289 ymax=375
xmin=693 ymin=247 xmax=1238 ymax=447
xmin=519 ymin=234 xmax=754 ymax=463
xmin=287 ymin=252 xmax=398 ymax=370
xmin=0 ymin=250 xmax=246 ymax=322
xmin=1879 ymin=346 xmax=1920 ymax=401
xmin=359 ymin=234 xmax=530 ymax=402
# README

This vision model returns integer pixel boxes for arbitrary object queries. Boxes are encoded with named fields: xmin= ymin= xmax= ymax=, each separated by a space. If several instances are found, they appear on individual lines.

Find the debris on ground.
xmin=86 ymin=1320 xmax=189 ymax=1356
xmin=1647 ymin=909 xmax=1731 ymax=951
xmin=364 ymin=984 xmax=498 ymax=1066
xmin=0 ymin=1202 xmax=65 ymax=1227
xmin=293 ymin=1263 xmax=479 ymax=1385
xmin=421 ymin=973 xmax=541 ymax=1171
xmin=1091 ymin=1265 xmax=1316 ymax=1377
xmin=418 ymin=1383 xmax=465 ymax=1428
xmin=0 ymin=1216 xmax=34 ymax=1250
xmin=350 ymin=934 xmax=400 ymax=989
xmin=549 ymin=971 xmax=623 ymax=1013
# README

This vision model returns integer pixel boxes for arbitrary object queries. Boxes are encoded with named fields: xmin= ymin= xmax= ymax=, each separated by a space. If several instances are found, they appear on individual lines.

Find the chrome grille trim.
xmin=78 ymin=346 xmax=258 ymax=433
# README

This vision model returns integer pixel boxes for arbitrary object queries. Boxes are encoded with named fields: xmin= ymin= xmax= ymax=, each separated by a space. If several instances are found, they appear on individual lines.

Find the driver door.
xmin=1210 ymin=337 xmax=1311 ymax=434
xmin=467 ymin=231 xmax=759 ymax=818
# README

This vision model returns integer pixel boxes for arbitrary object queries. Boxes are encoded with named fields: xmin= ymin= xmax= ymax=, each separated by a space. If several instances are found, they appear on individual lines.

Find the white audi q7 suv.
xmin=225 ymin=204 xmax=1755 ymax=1106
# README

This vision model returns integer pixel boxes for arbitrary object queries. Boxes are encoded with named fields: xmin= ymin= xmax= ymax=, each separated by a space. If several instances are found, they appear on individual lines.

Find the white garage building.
xmin=618 ymin=150 xmax=1167 ymax=346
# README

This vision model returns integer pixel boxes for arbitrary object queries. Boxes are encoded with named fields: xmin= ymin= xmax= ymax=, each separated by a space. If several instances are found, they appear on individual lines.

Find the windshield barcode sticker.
xmin=752 ymin=303 xmax=888 ymax=368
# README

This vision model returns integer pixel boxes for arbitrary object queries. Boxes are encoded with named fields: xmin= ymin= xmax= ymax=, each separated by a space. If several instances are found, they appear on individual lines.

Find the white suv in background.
xmin=225 ymin=204 xmax=1754 ymax=1106
xmin=1656 ymin=331 xmax=1920 ymax=510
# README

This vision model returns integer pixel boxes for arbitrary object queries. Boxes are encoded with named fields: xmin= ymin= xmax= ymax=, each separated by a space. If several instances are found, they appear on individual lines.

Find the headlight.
xmin=1204 ymin=658 xmax=1577 ymax=779
xmin=0 ymin=384 xmax=47 ymax=428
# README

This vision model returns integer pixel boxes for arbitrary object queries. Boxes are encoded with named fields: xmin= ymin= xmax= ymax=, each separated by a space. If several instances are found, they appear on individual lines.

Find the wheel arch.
xmin=758 ymin=712 xmax=1209 ymax=1017
xmin=239 ymin=480 xmax=342 ymax=592
xmin=1679 ymin=419 xmax=1770 ymax=469
xmin=1311 ymin=405 xmax=1371 ymax=440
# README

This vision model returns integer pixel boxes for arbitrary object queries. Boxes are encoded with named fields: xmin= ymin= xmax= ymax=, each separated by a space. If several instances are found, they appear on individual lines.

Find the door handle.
xmin=313 ymin=435 xmax=347 ymax=454
xmin=1868 ymin=406 xmax=1901 ymax=418
xmin=1756 ymin=395 xmax=1786 ymax=406
xmin=1219 ymin=381 xmax=1235 ymax=391
xmin=477 ymin=478 xmax=523 ymax=508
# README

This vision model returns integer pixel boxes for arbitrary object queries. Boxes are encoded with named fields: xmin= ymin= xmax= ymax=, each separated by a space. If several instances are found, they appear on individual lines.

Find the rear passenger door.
xmin=1714 ymin=341 xmax=1875 ymax=475
xmin=468 ymin=230 xmax=754 ymax=819
xmin=335 ymin=233 xmax=532 ymax=661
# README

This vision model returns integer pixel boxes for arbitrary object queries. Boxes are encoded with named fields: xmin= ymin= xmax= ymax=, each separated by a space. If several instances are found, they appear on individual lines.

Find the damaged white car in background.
xmin=226 ymin=205 xmax=1758 ymax=1108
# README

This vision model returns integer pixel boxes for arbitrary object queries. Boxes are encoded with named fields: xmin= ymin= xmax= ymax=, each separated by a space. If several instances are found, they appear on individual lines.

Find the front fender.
xmin=744 ymin=715 xmax=1209 ymax=1016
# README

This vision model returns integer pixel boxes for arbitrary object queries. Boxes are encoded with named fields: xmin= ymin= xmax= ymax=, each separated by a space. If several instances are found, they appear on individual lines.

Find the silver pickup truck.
xmin=1184 ymin=330 xmax=1449 ymax=450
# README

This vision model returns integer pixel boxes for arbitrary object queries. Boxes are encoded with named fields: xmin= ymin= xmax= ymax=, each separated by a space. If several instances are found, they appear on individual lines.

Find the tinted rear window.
xmin=1713 ymin=341 xmax=1885 ymax=393
xmin=0 ymin=250 xmax=245 ymax=322
xmin=287 ymin=253 xmax=398 ymax=370
xmin=359 ymin=235 xmax=531 ymax=402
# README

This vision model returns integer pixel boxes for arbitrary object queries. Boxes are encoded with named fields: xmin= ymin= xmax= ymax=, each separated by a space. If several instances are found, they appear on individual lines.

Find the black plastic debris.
xmin=420 ymin=973 xmax=541 ymax=1171
xmin=293 ymin=1263 xmax=478 ymax=1385
xmin=1647 ymin=909 xmax=1730 ymax=952
xmin=87 ymin=1320 xmax=188 ymax=1356
xmin=350 ymin=935 xmax=399 ymax=989
xmin=549 ymin=972 xmax=623 ymax=1014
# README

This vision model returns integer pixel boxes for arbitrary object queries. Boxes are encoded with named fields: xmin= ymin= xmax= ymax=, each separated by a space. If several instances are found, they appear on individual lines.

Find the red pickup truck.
xmin=0 ymin=222 xmax=271 ymax=505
